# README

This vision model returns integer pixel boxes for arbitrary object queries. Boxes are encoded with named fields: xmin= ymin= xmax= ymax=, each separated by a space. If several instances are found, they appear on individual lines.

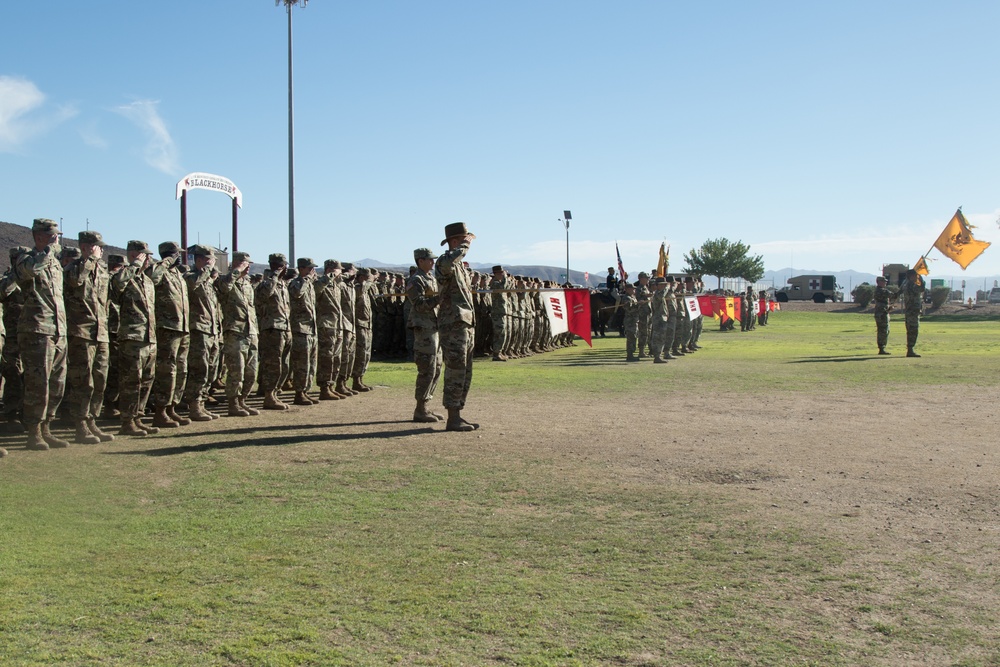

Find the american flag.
xmin=616 ymin=242 xmax=628 ymax=283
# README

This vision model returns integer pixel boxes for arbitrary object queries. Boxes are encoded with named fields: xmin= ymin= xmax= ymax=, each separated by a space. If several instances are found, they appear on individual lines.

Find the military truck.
xmin=775 ymin=274 xmax=843 ymax=303
xmin=881 ymin=263 xmax=909 ymax=286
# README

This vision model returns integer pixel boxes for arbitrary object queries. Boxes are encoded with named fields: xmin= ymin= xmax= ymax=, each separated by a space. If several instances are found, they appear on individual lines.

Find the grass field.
xmin=1 ymin=309 xmax=998 ymax=666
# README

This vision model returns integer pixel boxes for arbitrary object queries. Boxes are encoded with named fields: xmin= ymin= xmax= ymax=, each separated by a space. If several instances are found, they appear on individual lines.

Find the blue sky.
xmin=3 ymin=1 xmax=1000 ymax=278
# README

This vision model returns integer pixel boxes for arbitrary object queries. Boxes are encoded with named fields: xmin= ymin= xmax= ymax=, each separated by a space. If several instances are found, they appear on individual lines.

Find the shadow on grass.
xmin=104 ymin=422 xmax=438 ymax=457
xmin=789 ymin=355 xmax=885 ymax=364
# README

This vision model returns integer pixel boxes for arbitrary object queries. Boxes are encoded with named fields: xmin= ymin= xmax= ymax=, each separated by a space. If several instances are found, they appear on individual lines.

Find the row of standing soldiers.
xmin=0 ymin=220 xmax=579 ymax=455
xmin=618 ymin=273 xmax=706 ymax=363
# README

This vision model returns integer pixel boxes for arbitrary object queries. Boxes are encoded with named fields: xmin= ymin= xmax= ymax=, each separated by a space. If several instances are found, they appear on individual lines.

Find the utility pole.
xmin=559 ymin=210 xmax=572 ymax=285
xmin=278 ymin=0 xmax=308 ymax=265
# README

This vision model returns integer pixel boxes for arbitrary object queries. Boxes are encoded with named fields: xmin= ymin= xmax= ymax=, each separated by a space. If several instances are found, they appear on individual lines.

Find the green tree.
xmin=682 ymin=238 xmax=765 ymax=289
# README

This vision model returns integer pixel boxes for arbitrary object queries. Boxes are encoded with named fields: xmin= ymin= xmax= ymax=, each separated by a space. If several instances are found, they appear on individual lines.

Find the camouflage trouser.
xmin=637 ymin=316 xmax=650 ymax=355
xmin=67 ymin=337 xmax=109 ymax=421
xmin=118 ymin=339 xmax=155 ymax=420
xmin=152 ymin=328 xmax=189 ymax=407
xmin=338 ymin=330 xmax=356 ymax=382
xmin=1 ymin=334 xmax=23 ymax=418
xmin=316 ymin=326 xmax=342 ymax=387
xmin=650 ymin=319 xmax=668 ymax=359
xmin=904 ymin=311 xmax=919 ymax=350
xmin=440 ymin=322 xmax=474 ymax=409
xmin=692 ymin=315 xmax=703 ymax=345
xmin=875 ymin=312 xmax=890 ymax=349
xmin=678 ymin=317 xmax=691 ymax=349
xmin=623 ymin=315 xmax=639 ymax=357
xmin=224 ymin=332 xmax=258 ymax=399
xmin=103 ymin=339 xmax=119 ymax=412
xmin=18 ymin=333 xmax=67 ymax=426
xmin=664 ymin=315 xmax=678 ymax=353
xmin=412 ymin=326 xmax=442 ymax=401
xmin=352 ymin=326 xmax=372 ymax=378
xmin=291 ymin=331 xmax=317 ymax=391
xmin=259 ymin=328 xmax=291 ymax=392
xmin=210 ymin=333 xmax=225 ymax=387
xmin=184 ymin=331 xmax=220 ymax=403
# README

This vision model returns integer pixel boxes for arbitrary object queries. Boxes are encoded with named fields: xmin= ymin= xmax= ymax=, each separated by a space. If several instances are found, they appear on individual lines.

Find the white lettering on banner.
xmin=175 ymin=172 xmax=243 ymax=206
xmin=549 ymin=297 xmax=564 ymax=320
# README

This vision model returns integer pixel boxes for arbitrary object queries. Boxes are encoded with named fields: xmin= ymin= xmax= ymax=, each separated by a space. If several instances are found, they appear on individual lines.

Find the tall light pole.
xmin=560 ymin=210 xmax=572 ymax=285
xmin=278 ymin=0 xmax=307 ymax=264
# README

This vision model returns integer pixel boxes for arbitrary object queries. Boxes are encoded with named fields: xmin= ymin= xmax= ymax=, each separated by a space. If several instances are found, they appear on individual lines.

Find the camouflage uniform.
xmin=873 ymin=283 xmax=892 ymax=353
xmin=288 ymin=259 xmax=318 ymax=397
xmin=216 ymin=252 xmax=259 ymax=405
xmin=15 ymin=221 xmax=68 ymax=446
xmin=337 ymin=265 xmax=357 ymax=394
xmin=635 ymin=274 xmax=652 ymax=356
xmin=435 ymin=224 xmax=476 ymax=424
xmin=183 ymin=246 xmax=221 ymax=416
xmin=150 ymin=244 xmax=190 ymax=417
xmin=0 ymin=249 xmax=24 ymax=422
xmin=621 ymin=287 xmax=640 ymax=360
xmin=256 ymin=258 xmax=292 ymax=396
xmin=406 ymin=254 xmax=442 ymax=406
xmin=901 ymin=276 xmax=925 ymax=356
xmin=110 ymin=241 xmax=157 ymax=431
xmin=488 ymin=267 xmax=511 ymax=360
xmin=649 ymin=280 xmax=669 ymax=362
xmin=63 ymin=233 xmax=111 ymax=431
xmin=102 ymin=255 xmax=125 ymax=417
xmin=315 ymin=260 xmax=344 ymax=398
xmin=351 ymin=270 xmax=375 ymax=387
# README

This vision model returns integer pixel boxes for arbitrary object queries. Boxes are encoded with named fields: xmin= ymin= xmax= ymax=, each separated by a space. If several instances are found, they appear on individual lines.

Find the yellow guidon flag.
xmin=933 ymin=209 xmax=991 ymax=269
xmin=655 ymin=243 xmax=669 ymax=277
xmin=913 ymin=256 xmax=930 ymax=276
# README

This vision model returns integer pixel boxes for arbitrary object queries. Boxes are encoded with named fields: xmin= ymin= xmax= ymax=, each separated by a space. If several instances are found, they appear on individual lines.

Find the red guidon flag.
xmin=543 ymin=288 xmax=593 ymax=347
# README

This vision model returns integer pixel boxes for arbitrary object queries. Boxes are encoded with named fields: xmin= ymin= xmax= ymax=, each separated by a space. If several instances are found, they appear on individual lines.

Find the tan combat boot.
xmin=263 ymin=390 xmax=289 ymax=410
xmin=228 ymin=397 xmax=250 ymax=417
xmin=445 ymin=408 xmax=475 ymax=432
xmin=135 ymin=417 xmax=159 ymax=435
xmin=118 ymin=418 xmax=146 ymax=437
xmin=86 ymin=417 xmax=115 ymax=442
xmin=152 ymin=405 xmax=179 ymax=428
xmin=167 ymin=405 xmax=191 ymax=426
xmin=319 ymin=384 xmax=340 ymax=401
xmin=41 ymin=422 xmax=70 ymax=448
xmin=239 ymin=395 xmax=260 ymax=416
xmin=26 ymin=423 xmax=49 ymax=450
xmin=336 ymin=378 xmax=355 ymax=397
xmin=188 ymin=400 xmax=215 ymax=422
xmin=293 ymin=391 xmax=313 ymax=406
xmin=412 ymin=400 xmax=438 ymax=423
xmin=74 ymin=421 xmax=100 ymax=444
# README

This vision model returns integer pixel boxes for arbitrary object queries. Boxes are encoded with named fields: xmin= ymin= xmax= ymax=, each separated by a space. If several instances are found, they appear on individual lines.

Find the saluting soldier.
xmin=649 ymin=277 xmax=669 ymax=364
xmin=15 ymin=219 xmax=71 ymax=450
xmin=288 ymin=257 xmax=319 ymax=405
xmin=63 ymin=230 xmax=114 ymax=443
xmin=0 ymin=247 xmax=25 ymax=428
xmin=150 ymin=241 xmax=191 ymax=428
xmin=635 ymin=272 xmax=652 ymax=357
xmin=435 ymin=222 xmax=478 ymax=431
xmin=216 ymin=251 xmax=260 ymax=416
xmin=110 ymin=240 xmax=159 ymax=437
xmin=352 ymin=268 xmax=375 ymax=392
xmin=407 ymin=248 xmax=444 ymax=423
xmin=256 ymin=253 xmax=292 ymax=410
xmin=622 ymin=282 xmax=641 ymax=362
xmin=315 ymin=259 xmax=346 ymax=400
xmin=488 ymin=266 xmax=510 ymax=361
xmin=101 ymin=254 xmax=125 ymax=418
xmin=182 ymin=245 xmax=222 ymax=421
xmin=336 ymin=263 xmax=358 ymax=397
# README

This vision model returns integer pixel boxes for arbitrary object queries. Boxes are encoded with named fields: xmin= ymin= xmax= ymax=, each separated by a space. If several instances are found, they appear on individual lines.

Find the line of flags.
xmin=614 ymin=241 xmax=670 ymax=284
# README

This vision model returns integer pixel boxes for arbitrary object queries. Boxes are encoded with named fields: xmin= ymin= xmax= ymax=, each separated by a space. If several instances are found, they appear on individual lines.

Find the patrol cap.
xmin=9 ymin=245 xmax=29 ymax=260
xmin=356 ymin=267 xmax=371 ymax=279
xmin=324 ymin=259 xmax=342 ymax=270
xmin=413 ymin=247 xmax=437 ymax=262
xmin=637 ymin=271 xmax=649 ymax=279
xmin=59 ymin=246 xmax=81 ymax=260
xmin=158 ymin=241 xmax=181 ymax=256
xmin=107 ymin=254 xmax=126 ymax=268
xmin=651 ymin=277 xmax=666 ymax=285
xmin=268 ymin=253 xmax=287 ymax=265
xmin=408 ymin=266 xmax=417 ymax=273
xmin=126 ymin=240 xmax=150 ymax=253
xmin=492 ymin=265 xmax=503 ymax=273
xmin=78 ymin=230 xmax=105 ymax=246
xmin=623 ymin=282 xmax=636 ymax=290
xmin=188 ymin=244 xmax=213 ymax=257
xmin=297 ymin=257 xmax=316 ymax=269
xmin=342 ymin=262 xmax=355 ymax=271
xmin=440 ymin=221 xmax=476 ymax=246
xmin=32 ymin=218 xmax=59 ymax=233
xmin=232 ymin=251 xmax=251 ymax=264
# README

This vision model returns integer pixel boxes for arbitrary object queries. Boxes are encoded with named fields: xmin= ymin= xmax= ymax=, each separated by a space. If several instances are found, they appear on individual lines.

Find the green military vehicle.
xmin=775 ymin=274 xmax=844 ymax=303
